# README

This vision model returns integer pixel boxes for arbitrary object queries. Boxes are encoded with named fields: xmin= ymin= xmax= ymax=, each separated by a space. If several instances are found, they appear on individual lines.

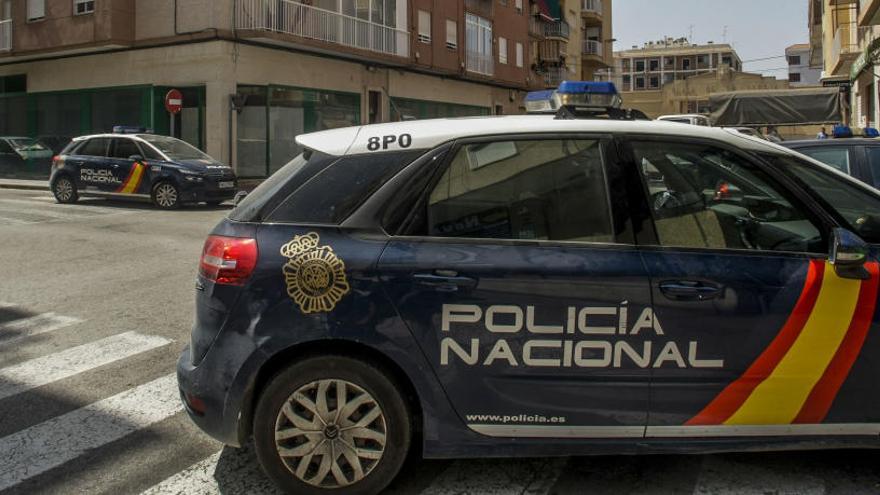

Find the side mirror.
xmin=233 ymin=190 xmax=248 ymax=207
xmin=129 ymin=154 xmax=144 ymax=162
xmin=831 ymin=228 xmax=871 ymax=280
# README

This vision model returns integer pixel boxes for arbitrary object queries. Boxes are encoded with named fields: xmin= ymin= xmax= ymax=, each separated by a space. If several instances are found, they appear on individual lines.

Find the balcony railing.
xmin=235 ymin=0 xmax=409 ymax=58
xmin=528 ymin=15 xmax=545 ymax=38
xmin=543 ymin=66 xmax=566 ymax=87
xmin=582 ymin=39 xmax=601 ymax=57
xmin=831 ymin=21 xmax=859 ymax=71
xmin=466 ymin=50 xmax=494 ymax=76
xmin=0 ymin=20 xmax=11 ymax=52
xmin=581 ymin=0 xmax=603 ymax=16
xmin=544 ymin=20 xmax=570 ymax=40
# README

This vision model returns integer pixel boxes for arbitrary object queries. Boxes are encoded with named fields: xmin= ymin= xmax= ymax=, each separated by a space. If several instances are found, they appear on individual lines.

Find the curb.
xmin=0 ymin=183 xmax=50 ymax=191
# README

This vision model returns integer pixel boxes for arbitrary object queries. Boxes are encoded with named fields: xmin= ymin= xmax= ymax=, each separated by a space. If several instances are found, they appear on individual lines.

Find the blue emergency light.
xmin=113 ymin=125 xmax=150 ymax=134
xmin=833 ymin=124 xmax=854 ymax=139
xmin=525 ymin=81 xmax=623 ymax=115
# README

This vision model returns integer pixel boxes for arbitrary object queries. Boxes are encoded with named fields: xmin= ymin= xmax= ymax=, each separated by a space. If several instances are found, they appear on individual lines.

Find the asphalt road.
xmin=2 ymin=187 xmax=880 ymax=495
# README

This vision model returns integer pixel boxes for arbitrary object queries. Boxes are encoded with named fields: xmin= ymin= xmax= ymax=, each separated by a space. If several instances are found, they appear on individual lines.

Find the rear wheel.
xmin=52 ymin=176 xmax=78 ymax=204
xmin=253 ymin=356 xmax=411 ymax=495
xmin=152 ymin=181 xmax=180 ymax=209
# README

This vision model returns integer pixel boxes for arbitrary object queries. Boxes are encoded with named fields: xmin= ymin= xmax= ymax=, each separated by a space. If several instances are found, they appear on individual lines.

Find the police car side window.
xmin=78 ymin=138 xmax=110 ymax=157
xmin=111 ymin=139 xmax=141 ymax=159
xmin=139 ymin=143 xmax=164 ymax=161
xmin=633 ymin=141 xmax=823 ymax=254
xmin=420 ymin=139 xmax=615 ymax=243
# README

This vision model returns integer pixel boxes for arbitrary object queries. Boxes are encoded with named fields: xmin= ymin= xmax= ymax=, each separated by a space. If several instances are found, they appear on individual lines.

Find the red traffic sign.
xmin=164 ymin=89 xmax=183 ymax=115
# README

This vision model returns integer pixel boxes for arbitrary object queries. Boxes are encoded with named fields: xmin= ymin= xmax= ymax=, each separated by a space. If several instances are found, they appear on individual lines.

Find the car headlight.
xmin=180 ymin=169 xmax=205 ymax=182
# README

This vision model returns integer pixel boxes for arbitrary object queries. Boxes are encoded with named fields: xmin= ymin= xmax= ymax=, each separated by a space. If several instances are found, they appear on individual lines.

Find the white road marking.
xmin=420 ymin=458 xmax=566 ymax=495
xmin=0 ymin=331 xmax=171 ymax=401
xmin=0 ymin=302 xmax=16 ymax=309
xmin=0 ymin=312 xmax=82 ymax=345
xmin=140 ymin=448 xmax=283 ymax=495
xmin=0 ymin=373 xmax=183 ymax=491
xmin=141 ymin=452 xmax=223 ymax=495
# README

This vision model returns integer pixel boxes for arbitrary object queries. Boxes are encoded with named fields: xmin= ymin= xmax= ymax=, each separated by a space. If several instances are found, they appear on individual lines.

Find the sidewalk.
xmin=0 ymin=178 xmax=49 ymax=191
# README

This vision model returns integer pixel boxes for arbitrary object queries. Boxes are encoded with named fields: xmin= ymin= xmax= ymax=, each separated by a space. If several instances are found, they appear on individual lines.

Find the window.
xmin=635 ymin=60 xmax=645 ymax=72
xmin=635 ymin=76 xmax=645 ymax=89
xmin=788 ymin=55 xmax=801 ymax=66
xmin=697 ymin=55 xmax=707 ymax=65
xmin=516 ymin=42 xmax=523 ymax=67
xmin=74 ymin=0 xmax=94 ymax=15
xmin=466 ymin=13 xmax=493 ymax=75
xmin=418 ymin=10 xmax=431 ymax=43
xmin=27 ymin=0 xmax=44 ymax=20
xmin=649 ymin=59 xmax=659 ymax=71
xmin=649 ymin=76 xmax=660 ymax=89
xmin=446 ymin=20 xmax=457 ymax=49
xmin=867 ymin=147 xmax=880 ymax=187
xmin=765 ymin=152 xmax=880 ymax=244
xmin=789 ymin=72 xmax=802 ymax=83
xmin=797 ymin=147 xmax=852 ymax=174
xmin=633 ymin=141 xmax=822 ymax=253
xmin=78 ymin=138 xmax=110 ymax=157
xmin=498 ymin=37 xmax=508 ymax=64
xmin=419 ymin=139 xmax=614 ymax=243
xmin=515 ymin=0 xmax=523 ymax=13
xmin=140 ymin=143 xmax=164 ymax=161
xmin=682 ymin=58 xmax=691 ymax=70
xmin=110 ymin=139 xmax=141 ymax=159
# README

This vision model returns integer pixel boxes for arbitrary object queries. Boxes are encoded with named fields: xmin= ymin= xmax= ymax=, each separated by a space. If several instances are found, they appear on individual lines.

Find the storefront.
xmin=390 ymin=97 xmax=490 ymax=121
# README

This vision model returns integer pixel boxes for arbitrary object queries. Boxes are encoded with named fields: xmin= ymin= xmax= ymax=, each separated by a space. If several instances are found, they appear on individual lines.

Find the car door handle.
xmin=413 ymin=272 xmax=477 ymax=292
xmin=659 ymin=281 xmax=721 ymax=301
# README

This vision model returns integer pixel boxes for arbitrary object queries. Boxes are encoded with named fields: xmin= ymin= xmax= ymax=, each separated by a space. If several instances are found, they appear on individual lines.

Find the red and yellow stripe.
xmin=688 ymin=260 xmax=879 ymax=426
xmin=116 ymin=162 xmax=146 ymax=194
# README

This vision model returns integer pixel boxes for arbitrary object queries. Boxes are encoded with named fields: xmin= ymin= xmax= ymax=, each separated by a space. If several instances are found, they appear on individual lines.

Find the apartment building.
xmin=580 ymin=0 xmax=612 ymax=81
xmin=786 ymin=43 xmax=821 ymax=86
xmin=808 ymin=0 xmax=859 ymax=86
xmin=0 ymin=0 xmax=537 ymax=178
xmin=847 ymin=0 xmax=880 ymax=128
xmin=607 ymin=38 xmax=744 ymax=117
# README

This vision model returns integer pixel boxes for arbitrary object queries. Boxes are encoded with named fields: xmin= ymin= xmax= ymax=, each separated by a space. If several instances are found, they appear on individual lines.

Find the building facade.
xmin=579 ymin=0 xmax=613 ymax=81
xmin=808 ymin=0 xmax=859 ymax=86
xmin=0 ymin=0 xmax=556 ymax=178
xmin=605 ymin=38 xmax=744 ymax=117
xmin=786 ymin=43 xmax=821 ymax=86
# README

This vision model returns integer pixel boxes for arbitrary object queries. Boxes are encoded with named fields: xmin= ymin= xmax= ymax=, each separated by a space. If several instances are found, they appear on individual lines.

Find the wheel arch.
xmin=240 ymin=339 xmax=425 ymax=452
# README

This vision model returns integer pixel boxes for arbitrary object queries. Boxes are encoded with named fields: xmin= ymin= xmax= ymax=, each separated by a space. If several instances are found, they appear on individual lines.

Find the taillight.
xmin=199 ymin=236 xmax=258 ymax=286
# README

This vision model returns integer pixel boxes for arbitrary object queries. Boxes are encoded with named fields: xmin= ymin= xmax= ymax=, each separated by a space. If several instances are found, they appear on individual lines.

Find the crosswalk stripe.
xmin=0 ymin=312 xmax=82 ymax=345
xmin=140 ymin=452 xmax=223 ymax=495
xmin=0 ymin=373 xmax=183 ymax=491
xmin=419 ymin=458 xmax=566 ymax=495
xmin=0 ymin=302 xmax=16 ymax=309
xmin=0 ymin=331 xmax=171 ymax=401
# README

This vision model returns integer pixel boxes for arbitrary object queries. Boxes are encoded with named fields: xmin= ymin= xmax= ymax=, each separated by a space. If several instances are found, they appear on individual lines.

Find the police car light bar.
xmin=555 ymin=81 xmax=622 ymax=110
xmin=525 ymin=81 xmax=648 ymax=121
xmin=113 ymin=126 xmax=150 ymax=134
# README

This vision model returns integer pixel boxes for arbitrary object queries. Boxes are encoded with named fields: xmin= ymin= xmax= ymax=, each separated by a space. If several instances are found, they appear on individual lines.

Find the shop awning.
xmin=709 ymin=87 xmax=844 ymax=126
xmin=538 ymin=0 xmax=561 ymax=20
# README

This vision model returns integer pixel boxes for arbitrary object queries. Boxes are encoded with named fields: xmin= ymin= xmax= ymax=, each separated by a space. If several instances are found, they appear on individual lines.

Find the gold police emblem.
xmin=281 ymin=232 xmax=350 ymax=314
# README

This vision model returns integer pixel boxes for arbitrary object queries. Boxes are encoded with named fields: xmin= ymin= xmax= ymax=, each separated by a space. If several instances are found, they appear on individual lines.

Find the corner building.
xmin=0 ymin=0 xmax=543 ymax=178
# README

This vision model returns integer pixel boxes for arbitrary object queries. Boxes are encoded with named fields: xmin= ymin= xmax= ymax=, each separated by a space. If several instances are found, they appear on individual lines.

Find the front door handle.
xmin=659 ymin=281 xmax=721 ymax=301
xmin=413 ymin=272 xmax=477 ymax=292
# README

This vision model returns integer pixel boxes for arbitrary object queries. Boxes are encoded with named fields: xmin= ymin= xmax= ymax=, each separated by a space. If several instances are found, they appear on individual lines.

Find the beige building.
xmin=808 ymin=0 xmax=859 ymax=85
xmin=580 ymin=0 xmax=613 ymax=81
xmin=0 ymin=0 xmax=545 ymax=178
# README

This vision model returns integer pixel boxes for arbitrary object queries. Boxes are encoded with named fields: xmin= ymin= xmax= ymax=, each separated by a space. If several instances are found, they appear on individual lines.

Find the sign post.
xmin=164 ymin=89 xmax=183 ymax=137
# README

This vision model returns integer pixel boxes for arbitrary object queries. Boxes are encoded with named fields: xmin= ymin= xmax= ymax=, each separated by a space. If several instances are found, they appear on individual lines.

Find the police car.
xmin=177 ymin=82 xmax=880 ymax=495
xmin=50 ymin=128 xmax=237 ymax=209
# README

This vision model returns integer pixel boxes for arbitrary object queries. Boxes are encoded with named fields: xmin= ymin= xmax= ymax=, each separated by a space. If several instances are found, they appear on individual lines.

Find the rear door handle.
xmin=413 ymin=271 xmax=477 ymax=292
xmin=659 ymin=281 xmax=721 ymax=301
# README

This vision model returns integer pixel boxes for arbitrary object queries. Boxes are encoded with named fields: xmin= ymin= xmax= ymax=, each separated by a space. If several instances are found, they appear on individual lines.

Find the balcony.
xmin=466 ymin=50 xmax=494 ymax=76
xmin=0 ymin=20 xmax=10 ymax=52
xmin=543 ymin=66 xmax=566 ymax=87
xmin=464 ymin=0 xmax=493 ymax=18
xmin=528 ymin=15 xmax=546 ymax=39
xmin=544 ymin=20 xmax=570 ymax=41
xmin=582 ymin=39 xmax=603 ymax=61
xmin=830 ymin=22 xmax=860 ymax=75
xmin=235 ymin=0 xmax=410 ymax=59
xmin=581 ymin=0 xmax=603 ymax=25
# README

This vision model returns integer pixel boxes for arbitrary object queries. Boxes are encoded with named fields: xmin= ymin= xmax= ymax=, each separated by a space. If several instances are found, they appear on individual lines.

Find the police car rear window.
xmin=265 ymin=150 xmax=423 ymax=224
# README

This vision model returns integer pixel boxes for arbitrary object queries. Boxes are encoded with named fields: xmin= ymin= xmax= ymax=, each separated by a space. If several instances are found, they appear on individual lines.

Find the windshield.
xmin=761 ymin=152 xmax=880 ymax=244
xmin=8 ymin=138 xmax=48 ymax=151
xmin=140 ymin=135 xmax=210 ymax=161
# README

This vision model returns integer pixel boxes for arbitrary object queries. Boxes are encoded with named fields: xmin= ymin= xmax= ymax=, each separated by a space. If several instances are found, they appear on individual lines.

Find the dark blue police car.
xmin=50 ymin=128 xmax=237 ymax=209
xmin=178 ymin=83 xmax=880 ymax=494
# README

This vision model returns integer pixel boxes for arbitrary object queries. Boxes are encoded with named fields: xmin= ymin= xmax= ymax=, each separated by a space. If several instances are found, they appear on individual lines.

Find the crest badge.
xmin=280 ymin=233 xmax=351 ymax=314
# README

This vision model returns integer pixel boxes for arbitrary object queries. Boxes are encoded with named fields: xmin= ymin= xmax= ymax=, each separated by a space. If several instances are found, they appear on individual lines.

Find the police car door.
xmin=109 ymin=138 xmax=146 ymax=195
xmin=379 ymin=136 xmax=654 ymax=439
xmin=624 ymin=138 xmax=875 ymax=437
xmin=76 ymin=138 xmax=114 ymax=192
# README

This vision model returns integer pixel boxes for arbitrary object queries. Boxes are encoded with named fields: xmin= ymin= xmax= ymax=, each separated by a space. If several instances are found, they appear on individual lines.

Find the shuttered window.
xmin=27 ymin=0 xmax=45 ymax=21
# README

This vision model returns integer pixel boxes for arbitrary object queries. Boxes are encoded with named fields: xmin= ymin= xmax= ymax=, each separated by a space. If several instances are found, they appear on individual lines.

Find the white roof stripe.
xmin=296 ymin=116 xmax=781 ymax=156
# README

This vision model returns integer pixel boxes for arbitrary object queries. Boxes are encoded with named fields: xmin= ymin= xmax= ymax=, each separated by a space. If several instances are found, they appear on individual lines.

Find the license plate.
xmin=218 ymin=181 xmax=234 ymax=189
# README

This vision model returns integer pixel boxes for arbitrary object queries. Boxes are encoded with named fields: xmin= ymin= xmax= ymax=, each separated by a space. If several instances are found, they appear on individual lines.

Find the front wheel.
xmin=52 ymin=176 xmax=78 ymax=204
xmin=253 ymin=356 xmax=411 ymax=495
xmin=152 ymin=181 xmax=180 ymax=209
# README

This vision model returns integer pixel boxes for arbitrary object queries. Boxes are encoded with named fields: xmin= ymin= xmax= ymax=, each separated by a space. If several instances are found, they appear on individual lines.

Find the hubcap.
xmin=274 ymin=379 xmax=387 ymax=488
xmin=155 ymin=184 xmax=177 ymax=207
xmin=55 ymin=179 xmax=72 ymax=201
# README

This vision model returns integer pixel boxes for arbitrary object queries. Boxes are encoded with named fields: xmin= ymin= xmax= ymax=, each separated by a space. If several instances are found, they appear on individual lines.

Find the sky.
xmin=613 ymin=0 xmax=809 ymax=79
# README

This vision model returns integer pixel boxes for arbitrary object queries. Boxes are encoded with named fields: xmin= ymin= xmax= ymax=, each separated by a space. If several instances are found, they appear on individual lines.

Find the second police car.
xmin=49 ymin=127 xmax=237 ymax=209
xmin=178 ymin=82 xmax=880 ymax=495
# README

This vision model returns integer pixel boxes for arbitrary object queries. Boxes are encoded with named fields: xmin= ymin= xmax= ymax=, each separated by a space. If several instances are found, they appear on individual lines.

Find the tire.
xmin=52 ymin=176 xmax=78 ymax=204
xmin=152 ymin=181 xmax=180 ymax=209
xmin=253 ymin=356 xmax=412 ymax=495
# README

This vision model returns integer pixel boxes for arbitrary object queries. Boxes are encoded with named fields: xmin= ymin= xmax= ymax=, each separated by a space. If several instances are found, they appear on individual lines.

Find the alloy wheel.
xmin=154 ymin=183 xmax=178 ymax=208
xmin=274 ymin=379 xmax=387 ymax=488
xmin=55 ymin=179 xmax=73 ymax=202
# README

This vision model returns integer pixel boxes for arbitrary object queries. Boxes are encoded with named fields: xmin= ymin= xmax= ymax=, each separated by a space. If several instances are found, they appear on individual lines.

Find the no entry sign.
xmin=165 ymin=89 xmax=183 ymax=115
